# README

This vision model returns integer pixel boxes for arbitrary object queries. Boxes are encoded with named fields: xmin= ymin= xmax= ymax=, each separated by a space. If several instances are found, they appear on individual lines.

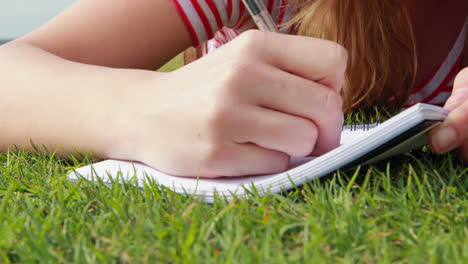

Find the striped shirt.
xmin=404 ymin=19 xmax=467 ymax=107
xmin=172 ymin=0 xmax=295 ymax=46
xmin=173 ymin=0 xmax=467 ymax=106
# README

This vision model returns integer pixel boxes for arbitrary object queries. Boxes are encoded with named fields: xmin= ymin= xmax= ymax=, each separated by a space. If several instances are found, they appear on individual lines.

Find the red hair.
xmin=288 ymin=0 xmax=418 ymax=113
xmin=184 ymin=0 xmax=418 ymax=113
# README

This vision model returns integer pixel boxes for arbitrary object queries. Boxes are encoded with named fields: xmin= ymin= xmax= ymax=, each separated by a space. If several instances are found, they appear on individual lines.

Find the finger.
xmin=229 ymin=105 xmax=319 ymax=157
xmin=200 ymin=143 xmax=290 ymax=177
xmin=235 ymin=30 xmax=348 ymax=92
xmin=444 ymin=67 xmax=468 ymax=110
xmin=237 ymin=64 xmax=343 ymax=155
xmin=429 ymin=100 xmax=468 ymax=153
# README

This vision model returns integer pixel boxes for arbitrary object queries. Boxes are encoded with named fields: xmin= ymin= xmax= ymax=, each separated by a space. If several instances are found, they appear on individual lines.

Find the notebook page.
xmin=68 ymin=103 xmax=448 ymax=202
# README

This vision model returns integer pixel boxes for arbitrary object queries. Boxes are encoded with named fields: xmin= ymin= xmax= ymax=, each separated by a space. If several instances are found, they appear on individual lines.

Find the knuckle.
xmin=292 ymin=120 xmax=318 ymax=156
xmin=324 ymin=89 xmax=343 ymax=112
xmin=326 ymin=42 xmax=349 ymax=71
xmin=236 ymin=30 xmax=265 ymax=54
xmin=198 ymin=142 xmax=225 ymax=174
xmin=219 ymin=60 xmax=256 ymax=96
xmin=335 ymin=43 xmax=349 ymax=66
xmin=200 ymin=141 xmax=221 ymax=163
xmin=207 ymin=101 xmax=234 ymax=131
xmin=239 ymin=29 xmax=264 ymax=43
xmin=220 ymin=64 xmax=240 ymax=90
xmin=229 ymin=60 xmax=255 ymax=78
xmin=326 ymin=92 xmax=344 ymax=128
xmin=454 ymin=67 xmax=468 ymax=87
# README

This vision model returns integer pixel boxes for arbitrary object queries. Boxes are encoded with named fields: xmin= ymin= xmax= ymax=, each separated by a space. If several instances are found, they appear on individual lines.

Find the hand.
xmin=114 ymin=31 xmax=347 ymax=177
xmin=429 ymin=67 xmax=468 ymax=163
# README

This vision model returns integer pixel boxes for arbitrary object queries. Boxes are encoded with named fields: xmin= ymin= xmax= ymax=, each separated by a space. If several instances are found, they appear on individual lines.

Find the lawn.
xmin=0 ymin=56 xmax=466 ymax=263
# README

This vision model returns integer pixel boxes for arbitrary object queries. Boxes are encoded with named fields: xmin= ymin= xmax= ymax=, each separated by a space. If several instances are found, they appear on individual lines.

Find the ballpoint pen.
xmin=241 ymin=0 xmax=279 ymax=32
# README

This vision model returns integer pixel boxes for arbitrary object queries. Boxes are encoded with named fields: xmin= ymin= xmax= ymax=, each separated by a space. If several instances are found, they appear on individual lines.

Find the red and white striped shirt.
xmin=172 ymin=0 xmax=294 ymax=46
xmin=405 ymin=19 xmax=467 ymax=107
xmin=173 ymin=0 xmax=467 ymax=106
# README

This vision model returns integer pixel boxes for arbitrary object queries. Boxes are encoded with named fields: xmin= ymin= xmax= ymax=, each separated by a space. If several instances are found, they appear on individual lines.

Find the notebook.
xmin=68 ymin=103 xmax=449 ymax=202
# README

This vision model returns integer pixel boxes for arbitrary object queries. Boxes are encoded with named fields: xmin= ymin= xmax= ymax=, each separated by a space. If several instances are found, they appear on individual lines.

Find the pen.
xmin=241 ymin=0 xmax=279 ymax=32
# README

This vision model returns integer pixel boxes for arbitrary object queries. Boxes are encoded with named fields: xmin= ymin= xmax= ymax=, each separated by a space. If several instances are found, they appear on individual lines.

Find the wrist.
xmin=99 ymin=69 xmax=165 ymax=162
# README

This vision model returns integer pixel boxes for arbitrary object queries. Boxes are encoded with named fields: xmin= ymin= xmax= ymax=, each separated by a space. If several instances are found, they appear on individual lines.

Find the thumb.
xmin=444 ymin=67 xmax=468 ymax=111
xmin=429 ymin=100 xmax=468 ymax=154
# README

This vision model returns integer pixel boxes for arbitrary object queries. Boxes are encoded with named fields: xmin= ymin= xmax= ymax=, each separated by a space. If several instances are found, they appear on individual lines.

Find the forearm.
xmin=0 ymin=41 xmax=157 ymax=157
xmin=21 ymin=0 xmax=192 ymax=70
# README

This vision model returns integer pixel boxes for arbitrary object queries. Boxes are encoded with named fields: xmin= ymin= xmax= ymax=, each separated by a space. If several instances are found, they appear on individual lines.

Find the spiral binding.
xmin=343 ymin=120 xmax=383 ymax=131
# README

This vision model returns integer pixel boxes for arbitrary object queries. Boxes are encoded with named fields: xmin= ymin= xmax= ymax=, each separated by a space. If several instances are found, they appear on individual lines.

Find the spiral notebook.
xmin=68 ymin=103 xmax=448 ymax=202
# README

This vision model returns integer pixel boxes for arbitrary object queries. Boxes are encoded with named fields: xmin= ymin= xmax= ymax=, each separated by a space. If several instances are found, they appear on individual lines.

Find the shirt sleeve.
xmin=172 ymin=0 xmax=295 ymax=46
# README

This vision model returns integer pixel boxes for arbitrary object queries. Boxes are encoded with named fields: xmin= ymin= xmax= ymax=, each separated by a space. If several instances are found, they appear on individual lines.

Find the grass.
xmin=0 ymin=56 xmax=467 ymax=263
xmin=158 ymin=53 xmax=184 ymax=72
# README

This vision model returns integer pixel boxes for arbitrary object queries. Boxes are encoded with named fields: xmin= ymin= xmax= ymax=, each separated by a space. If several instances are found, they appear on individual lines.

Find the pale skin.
xmin=429 ymin=67 xmax=468 ymax=162
xmin=0 ymin=0 xmax=466 ymax=178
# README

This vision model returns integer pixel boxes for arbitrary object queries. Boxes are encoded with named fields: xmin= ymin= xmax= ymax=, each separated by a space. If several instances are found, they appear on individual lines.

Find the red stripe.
xmin=214 ymin=36 xmax=223 ymax=44
xmin=232 ymin=2 xmax=245 ymax=29
xmin=411 ymin=51 xmax=462 ymax=94
xmin=422 ymin=56 xmax=461 ymax=103
xmin=224 ymin=29 xmax=234 ymax=40
xmin=267 ymin=0 xmax=274 ymax=13
xmin=237 ymin=2 xmax=246 ymax=27
xmin=403 ymin=102 xmax=414 ymax=108
xmin=191 ymin=0 xmax=214 ymax=39
xmin=411 ymin=63 xmax=441 ymax=94
xmin=441 ymin=85 xmax=454 ymax=93
xmin=227 ymin=0 xmax=232 ymax=18
xmin=218 ymin=29 xmax=227 ymax=39
xmin=235 ymin=16 xmax=252 ymax=30
xmin=277 ymin=0 xmax=287 ymax=25
xmin=213 ymin=33 xmax=227 ymax=44
xmin=172 ymin=0 xmax=199 ymax=46
xmin=288 ymin=23 xmax=296 ymax=34
xmin=206 ymin=0 xmax=223 ymax=29
xmin=228 ymin=29 xmax=239 ymax=39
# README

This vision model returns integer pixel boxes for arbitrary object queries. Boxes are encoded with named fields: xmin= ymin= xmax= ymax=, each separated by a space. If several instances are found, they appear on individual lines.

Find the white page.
xmin=68 ymin=103 xmax=448 ymax=202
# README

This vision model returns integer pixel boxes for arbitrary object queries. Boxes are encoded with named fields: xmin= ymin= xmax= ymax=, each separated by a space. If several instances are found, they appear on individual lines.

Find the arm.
xmin=0 ymin=0 xmax=191 ymax=156
xmin=0 ymin=0 xmax=347 ymax=177
xmin=20 ymin=0 xmax=191 ymax=69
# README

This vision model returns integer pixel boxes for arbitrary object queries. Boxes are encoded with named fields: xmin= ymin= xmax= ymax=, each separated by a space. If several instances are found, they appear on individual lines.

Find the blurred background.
xmin=0 ymin=0 xmax=76 ymax=44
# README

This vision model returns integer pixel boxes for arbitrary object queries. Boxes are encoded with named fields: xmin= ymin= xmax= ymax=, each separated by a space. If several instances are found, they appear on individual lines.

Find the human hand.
xmin=114 ymin=31 xmax=347 ymax=177
xmin=429 ymin=67 xmax=468 ymax=163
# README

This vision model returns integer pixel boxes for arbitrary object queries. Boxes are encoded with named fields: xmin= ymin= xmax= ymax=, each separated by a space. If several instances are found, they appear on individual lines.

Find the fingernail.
xmin=432 ymin=126 xmax=457 ymax=153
